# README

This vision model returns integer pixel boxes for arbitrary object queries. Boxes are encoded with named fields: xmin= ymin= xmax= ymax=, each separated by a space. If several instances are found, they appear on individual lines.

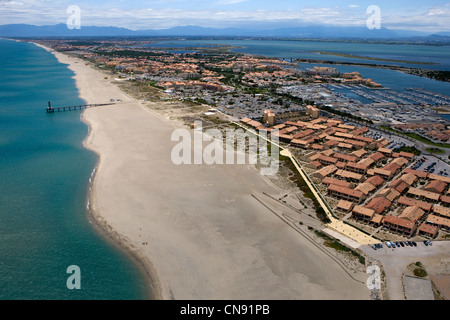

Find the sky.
xmin=0 ymin=0 xmax=449 ymax=33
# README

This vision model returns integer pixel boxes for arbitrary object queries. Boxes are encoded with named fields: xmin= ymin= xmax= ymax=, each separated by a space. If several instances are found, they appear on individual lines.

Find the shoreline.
xmin=82 ymin=115 xmax=161 ymax=300
xmin=30 ymin=41 xmax=372 ymax=300
xmin=32 ymin=41 xmax=160 ymax=300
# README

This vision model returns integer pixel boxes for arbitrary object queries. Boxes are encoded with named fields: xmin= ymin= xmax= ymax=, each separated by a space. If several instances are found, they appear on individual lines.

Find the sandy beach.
xmin=36 ymin=43 xmax=371 ymax=300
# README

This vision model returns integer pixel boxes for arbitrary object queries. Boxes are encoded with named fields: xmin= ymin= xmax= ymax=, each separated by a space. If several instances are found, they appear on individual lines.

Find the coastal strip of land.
xmin=311 ymin=51 xmax=438 ymax=65
xmin=295 ymin=58 xmax=450 ymax=83
xmin=34 ymin=42 xmax=371 ymax=300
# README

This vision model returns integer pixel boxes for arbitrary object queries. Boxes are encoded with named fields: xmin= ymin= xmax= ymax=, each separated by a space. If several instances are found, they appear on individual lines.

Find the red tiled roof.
xmin=328 ymin=184 xmax=364 ymax=199
xmin=365 ymin=175 xmax=384 ymax=187
xmin=383 ymin=215 xmax=416 ymax=230
xmin=366 ymin=197 xmax=392 ymax=214
xmin=424 ymin=180 xmax=448 ymax=194
xmin=404 ymin=168 xmax=429 ymax=179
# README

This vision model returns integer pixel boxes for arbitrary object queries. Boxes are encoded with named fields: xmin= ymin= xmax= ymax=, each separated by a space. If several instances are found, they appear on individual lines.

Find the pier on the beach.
xmin=46 ymin=101 xmax=115 ymax=113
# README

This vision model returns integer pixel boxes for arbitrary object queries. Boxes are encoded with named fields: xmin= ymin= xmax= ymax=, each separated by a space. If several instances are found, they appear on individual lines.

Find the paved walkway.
xmin=280 ymin=149 xmax=379 ymax=245
xmin=233 ymin=121 xmax=379 ymax=246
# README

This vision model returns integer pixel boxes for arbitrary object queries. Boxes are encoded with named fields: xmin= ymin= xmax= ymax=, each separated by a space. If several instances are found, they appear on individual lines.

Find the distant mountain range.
xmin=0 ymin=23 xmax=448 ymax=41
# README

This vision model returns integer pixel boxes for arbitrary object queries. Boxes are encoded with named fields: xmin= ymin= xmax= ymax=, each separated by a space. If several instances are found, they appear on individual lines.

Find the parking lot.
xmin=361 ymin=241 xmax=450 ymax=300
xmin=414 ymin=155 xmax=450 ymax=176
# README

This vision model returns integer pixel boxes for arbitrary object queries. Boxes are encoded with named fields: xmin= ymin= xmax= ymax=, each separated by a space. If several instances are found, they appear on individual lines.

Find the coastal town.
xmin=37 ymin=38 xmax=450 ymax=242
xmin=34 ymin=38 xmax=450 ymax=300
xmin=240 ymin=111 xmax=450 ymax=241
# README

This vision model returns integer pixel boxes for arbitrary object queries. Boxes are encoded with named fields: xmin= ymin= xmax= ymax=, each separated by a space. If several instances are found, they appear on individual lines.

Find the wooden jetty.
xmin=46 ymin=101 xmax=114 ymax=113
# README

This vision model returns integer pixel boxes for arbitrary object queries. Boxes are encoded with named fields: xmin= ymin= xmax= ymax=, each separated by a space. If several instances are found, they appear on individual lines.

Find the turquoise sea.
xmin=0 ymin=39 xmax=148 ymax=299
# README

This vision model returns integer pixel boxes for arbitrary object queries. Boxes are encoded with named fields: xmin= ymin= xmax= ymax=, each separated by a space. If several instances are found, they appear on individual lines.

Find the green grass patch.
xmin=283 ymin=158 xmax=331 ymax=223
xmin=313 ymin=229 xmax=366 ymax=265
xmin=426 ymin=147 xmax=446 ymax=155
xmin=323 ymin=239 xmax=366 ymax=265
xmin=394 ymin=146 xmax=422 ymax=156
xmin=413 ymin=262 xmax=428 ymax=278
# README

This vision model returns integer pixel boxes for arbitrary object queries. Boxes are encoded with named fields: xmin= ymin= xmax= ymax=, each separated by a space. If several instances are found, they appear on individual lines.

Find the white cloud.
xmin=383 ymin=5 xmax=450 ymax=33
xmin=0 ymin=1 xmax=449 ymax=33
xmin=216 ymin=0 xmax=249 ymax=4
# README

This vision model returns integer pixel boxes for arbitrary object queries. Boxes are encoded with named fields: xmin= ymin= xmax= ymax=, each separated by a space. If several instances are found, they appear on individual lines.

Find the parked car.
xmin=386 ymin=242 xmax=392 ymax=248
xmin=424 ymin=240 xmax=429 ymax=246
xmin=400 ymin=242 xmax=405 ymax=247
xmin=412 ymin=241 xmax=417 ymax=247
